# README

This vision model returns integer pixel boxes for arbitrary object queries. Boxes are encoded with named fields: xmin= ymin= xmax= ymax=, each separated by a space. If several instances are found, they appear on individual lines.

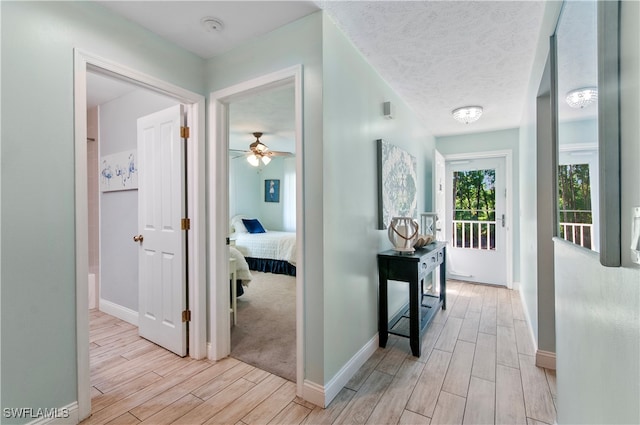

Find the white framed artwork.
xmin=100 ymin=149 xmax=138 ymax=192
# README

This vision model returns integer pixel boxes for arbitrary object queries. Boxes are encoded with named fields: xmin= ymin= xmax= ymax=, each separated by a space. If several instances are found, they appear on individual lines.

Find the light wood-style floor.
xmin=82 ymin=281 xmax=556 ymax=425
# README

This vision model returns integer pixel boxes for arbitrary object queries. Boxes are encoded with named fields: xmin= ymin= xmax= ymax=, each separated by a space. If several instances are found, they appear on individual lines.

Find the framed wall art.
xmin=377 ymin=139 xmax=418 ymax=229
xmin=265 ymin=179 xmax=280 ymax=203
xmin=100 ymin=149 xmax=138 ymax=192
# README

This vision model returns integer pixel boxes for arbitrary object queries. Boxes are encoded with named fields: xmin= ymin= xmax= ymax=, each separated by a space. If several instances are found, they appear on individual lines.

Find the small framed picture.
xmin=265 ymin=179 xmax=280 ymax=203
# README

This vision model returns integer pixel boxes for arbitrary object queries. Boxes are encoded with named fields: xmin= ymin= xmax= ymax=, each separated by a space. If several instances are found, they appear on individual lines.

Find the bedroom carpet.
xmin=230 ymin=271 xmax=296 ymax=382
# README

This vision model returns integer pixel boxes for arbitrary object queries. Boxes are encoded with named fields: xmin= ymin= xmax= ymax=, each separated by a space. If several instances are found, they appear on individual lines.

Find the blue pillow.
xmin=242 ymin=218 xmax=266 ymax=234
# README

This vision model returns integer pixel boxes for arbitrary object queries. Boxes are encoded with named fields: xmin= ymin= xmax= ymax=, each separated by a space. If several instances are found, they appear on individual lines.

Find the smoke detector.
xmin=201 ymin=17 xmax=224 ymax=33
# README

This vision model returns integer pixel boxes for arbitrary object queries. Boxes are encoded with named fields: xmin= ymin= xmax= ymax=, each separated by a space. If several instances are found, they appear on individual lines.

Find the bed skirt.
xmin=245 ymin=257 xmax=296 ymax=276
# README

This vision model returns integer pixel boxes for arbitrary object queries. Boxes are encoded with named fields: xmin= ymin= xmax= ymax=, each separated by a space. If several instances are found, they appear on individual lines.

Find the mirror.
xmin=555 ymin=0 xmax=598 ymax=251
xmin=554 ymin=0 xmax=620 ymax=266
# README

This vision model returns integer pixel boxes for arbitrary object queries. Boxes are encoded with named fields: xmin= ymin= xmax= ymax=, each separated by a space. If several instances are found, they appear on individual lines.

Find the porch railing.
xmin=559 ymin=222 xmax=594 ymax=250
xmin=452 ymin=220 xmax=496 ymax=250
xmin=558 ymin=209 xmax=593 ymax=250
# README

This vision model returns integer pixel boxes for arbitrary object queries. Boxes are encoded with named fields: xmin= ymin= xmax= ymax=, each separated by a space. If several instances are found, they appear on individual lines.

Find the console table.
xmin=377 ymin=242 xmax=446 ymax=357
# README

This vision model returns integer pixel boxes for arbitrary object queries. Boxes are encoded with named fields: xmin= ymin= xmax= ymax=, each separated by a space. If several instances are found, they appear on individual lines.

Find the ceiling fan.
xmin=232 ymin=132 xmax=293 ymax=167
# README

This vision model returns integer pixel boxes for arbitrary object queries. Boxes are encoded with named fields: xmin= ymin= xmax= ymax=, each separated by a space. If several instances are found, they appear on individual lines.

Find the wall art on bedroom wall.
xmin=265 ymin=179 xmax=280 ymax=203
xmin=377 ymin=139 xmax=418 ymax=229
xmin=100 ymin=149 xmax=138 ymax=192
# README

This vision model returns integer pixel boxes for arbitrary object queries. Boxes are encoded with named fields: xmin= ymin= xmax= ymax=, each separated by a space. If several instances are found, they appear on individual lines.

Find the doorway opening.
xmin=209 ymin=65 xmax=304 ymax=395
xmin=226 ymin=83 xmax=297 ymax=382
xmin=442 ymin=151 xmax=513 ymax=288
xmin=74 ymin=49 xmax=206 ymax=420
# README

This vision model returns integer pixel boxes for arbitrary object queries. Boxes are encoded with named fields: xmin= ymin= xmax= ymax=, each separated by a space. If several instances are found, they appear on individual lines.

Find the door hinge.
xmin=182 ymin=309 xmax=191 ymax=322
xmin=180 ymin=126 xmax=190 ymax=139
xmin=181 ymin=218 xmax=191 ymax=230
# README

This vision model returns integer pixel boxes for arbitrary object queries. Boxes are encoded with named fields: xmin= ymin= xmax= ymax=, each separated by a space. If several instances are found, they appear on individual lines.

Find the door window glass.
xmin=452 ymin=169 xmax=496 ymax=250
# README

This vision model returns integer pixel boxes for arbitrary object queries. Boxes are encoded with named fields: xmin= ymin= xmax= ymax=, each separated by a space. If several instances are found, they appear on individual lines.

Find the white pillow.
xmin=230 ymin=215 xmax=249 ymax=233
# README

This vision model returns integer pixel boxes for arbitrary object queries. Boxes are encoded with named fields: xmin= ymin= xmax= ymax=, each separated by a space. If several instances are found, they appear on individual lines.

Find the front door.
xmin=445 ymin=157 xmax=507 ymax=286
xmin=136 ymin=104 xmax=188 ymax=356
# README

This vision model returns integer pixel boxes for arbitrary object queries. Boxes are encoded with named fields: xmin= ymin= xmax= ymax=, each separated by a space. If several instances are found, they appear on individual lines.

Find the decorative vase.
xmin=388 ymin=217 xmax=419 ymax=253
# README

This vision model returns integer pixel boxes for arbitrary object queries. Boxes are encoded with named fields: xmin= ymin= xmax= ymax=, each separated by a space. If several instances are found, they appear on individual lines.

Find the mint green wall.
xmin=206 ymin=12 xmax=326 ymax=385
xmin=229 ymin=156 xmax=289 ymax=231
xmin=555 ymin=1 xmax=640 ymax=423
xmin=558 ymin=118 xmax=597 ymax=146
xmin=229 ymin=155 xmax=261 ymax=223
xmin=1 ymin=2 xmax=204 ymax=421
xmin=436 ymin=128 xmax=521 ymax=283
xmin=321 ymin=15 xmax=435 ymax=381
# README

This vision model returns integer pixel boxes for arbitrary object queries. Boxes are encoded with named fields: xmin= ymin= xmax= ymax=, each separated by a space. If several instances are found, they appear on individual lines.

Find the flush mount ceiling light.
xmin=452 ymin=106 xmax=483 ymax=124
xmin=201 ymin=17 xmax=224 ymax=33
xmin=565 ymin=87 xmax=598 ymax=109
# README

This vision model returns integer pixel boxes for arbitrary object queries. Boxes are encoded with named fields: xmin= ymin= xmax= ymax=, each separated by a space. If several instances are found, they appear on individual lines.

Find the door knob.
xmin=133 ymin=235 xmax=144 ymax=243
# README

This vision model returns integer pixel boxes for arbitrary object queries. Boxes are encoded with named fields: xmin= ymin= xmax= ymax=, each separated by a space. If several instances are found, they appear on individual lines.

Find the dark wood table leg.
xmin=378 ymin=259 xmax=389 ymax=348
xmin=409 ymin=276 xmax=421 ymax=357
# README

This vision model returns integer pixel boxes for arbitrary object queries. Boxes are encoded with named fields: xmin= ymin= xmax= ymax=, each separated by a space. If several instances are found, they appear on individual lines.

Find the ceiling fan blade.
xmin=229 ymin=150 xmax=251 ymax=159
xmin=269 ymin=151 xmax=294 ymax=157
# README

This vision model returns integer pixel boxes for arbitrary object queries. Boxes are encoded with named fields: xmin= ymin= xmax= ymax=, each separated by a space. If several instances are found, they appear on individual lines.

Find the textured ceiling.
xmin=91 ymin=1 xmax=550 ymax=138
xmin=555 ymin=0 xmax=598 ymax=123
xmin=318 ymin=1 xmax=546 ymax=136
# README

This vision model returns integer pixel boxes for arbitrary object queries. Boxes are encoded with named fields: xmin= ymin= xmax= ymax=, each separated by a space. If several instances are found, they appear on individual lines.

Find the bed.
xmin=229 ymin=246 xmax=253 ymax=284
xmin=230 ymin=215 xmax=297 ymax=276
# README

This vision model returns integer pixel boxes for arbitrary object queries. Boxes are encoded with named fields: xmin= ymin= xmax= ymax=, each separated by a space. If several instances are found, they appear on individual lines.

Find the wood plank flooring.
xmin=82 ymin=281 xmax=556 ymax=425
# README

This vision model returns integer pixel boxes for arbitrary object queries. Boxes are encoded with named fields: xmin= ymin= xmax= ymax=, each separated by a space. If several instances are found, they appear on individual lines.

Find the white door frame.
xmin=73 ymin=49 xmax=206 ymax=420
xmin=443 ymin=150 xmax=514 ymax=289
xmin=208 ymin=65 xmax=305 ymax=396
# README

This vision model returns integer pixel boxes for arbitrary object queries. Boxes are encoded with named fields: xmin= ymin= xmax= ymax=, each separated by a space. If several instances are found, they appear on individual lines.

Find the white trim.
xmin=301 ymin=380 xmax=326 ymax=408
xmin=26 ymin=402 xmax=78 ymax=425
xmin=324 ymin=334 xmax=379 ymax=407
xmin=536 ymin=350 xmax=557 ymax=370
xmin=300 ymin=334 xmax=379 ymax=408
xmin=558 ymin=142 xmax=597 ymax=152
xmin=99 ymin=298 xmax=139 ymax=326
xmin=74 ymin=49 xmax=206 ymax=421
xmin=443 ymin=150 xmax=514 ymax=289
xmin=208 ymin=65 xmax=305 ymax=398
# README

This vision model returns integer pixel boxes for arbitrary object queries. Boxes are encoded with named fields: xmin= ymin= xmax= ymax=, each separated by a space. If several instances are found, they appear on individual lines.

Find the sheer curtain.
xmin=282 ymin=157 xmax=296 ymax=232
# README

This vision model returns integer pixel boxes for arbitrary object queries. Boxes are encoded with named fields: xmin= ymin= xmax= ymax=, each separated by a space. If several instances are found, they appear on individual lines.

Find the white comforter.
xmin=233 ymin=231 xmax=297 ymax=265
xmin=229 ymin=246 xmax=252 ymax=283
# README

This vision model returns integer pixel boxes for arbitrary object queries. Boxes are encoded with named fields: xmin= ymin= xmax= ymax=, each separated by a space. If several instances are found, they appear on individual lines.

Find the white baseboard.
xmin=99 ymin=298 xmax=138 ymax=326
xmin=517 ymin=288 xmax=556 ymax=370
xmin=25 ymin=402 xmax=78 ymax=425
xmin=536 ymin=350 xmax=556 ymax=370
xmin=302 ymin=379 xmax=326 ymax=408
xmin=309 ymin=334 xmax=379 ymax=408
xmin=512 ymin=280 xmax=520 ymax=291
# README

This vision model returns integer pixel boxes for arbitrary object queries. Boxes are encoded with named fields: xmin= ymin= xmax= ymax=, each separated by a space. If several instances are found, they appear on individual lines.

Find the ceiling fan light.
xmin=247 ymin=154 xmax=260 ymax=167
xmin=452 ymin=106 xmax=483 ymax=124
xmin=261 ymin=155 xmax=271 ymax=165
xmin=255 ymin=142 xmax=268 ymax=153
xmin=566 ymin=87 xmax=598 ymax=108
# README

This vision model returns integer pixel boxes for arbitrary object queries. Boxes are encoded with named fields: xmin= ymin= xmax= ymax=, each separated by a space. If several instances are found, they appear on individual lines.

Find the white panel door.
xmin=137 ymin=104 xmax=187 ymax=356
xmin=445 ymin=157 xmax=507 ymax=286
